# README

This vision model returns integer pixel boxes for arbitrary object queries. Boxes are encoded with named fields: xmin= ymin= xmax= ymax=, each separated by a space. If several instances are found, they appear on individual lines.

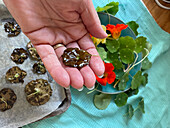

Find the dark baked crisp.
xmin=11 ymin=48 xmax=28 ymax=64
xmin=4 ymin=21 xmax=21 ymax=37
xmin=25 ymin=79 xmax=52 ymax=106
xmin=26 ymin=41 xmax=40 ymax=60
xmin=33 ymin=61 xmax=46 ymax=74
xmin=6 ymin=66 xmax=27 ymax=83
xmin=62 ymin=48 xmax=92 ymax=68
xmin=0 ymin=88 xmax=17 ymax=111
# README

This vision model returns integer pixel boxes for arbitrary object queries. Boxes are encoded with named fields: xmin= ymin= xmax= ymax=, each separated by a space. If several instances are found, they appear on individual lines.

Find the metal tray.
xmin=0 ymin=3 xmax=71 ymax=127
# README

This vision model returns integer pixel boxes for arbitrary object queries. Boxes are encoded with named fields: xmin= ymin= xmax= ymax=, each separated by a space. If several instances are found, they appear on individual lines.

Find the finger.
xmin=34 ymin=44 xmax=70 ymax=87
xmin=66 ymin=42 xmax=96 ymax=88
xmin=79 ymin=0 xmax=107 ymax=38
xmin=54 ymin=44 xmax=84 ymax=89
xmin=78 ymin=33 xmax=105 ymax=76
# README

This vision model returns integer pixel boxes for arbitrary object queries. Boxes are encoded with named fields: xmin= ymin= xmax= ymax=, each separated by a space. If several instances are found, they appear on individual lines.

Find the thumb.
xmin=79 ymin=0 xmax=107 ymax=39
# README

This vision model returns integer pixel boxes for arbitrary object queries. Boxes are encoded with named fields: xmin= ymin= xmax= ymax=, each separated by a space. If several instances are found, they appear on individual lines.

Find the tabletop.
xmin=142 ymin=0 xmax=170 ymax=33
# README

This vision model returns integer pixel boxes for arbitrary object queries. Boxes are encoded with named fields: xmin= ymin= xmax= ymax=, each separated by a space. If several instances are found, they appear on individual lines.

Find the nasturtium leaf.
xmin=96 ymin=6 xmax=113 ymax=12
xmin=119 ymin=48 xmax=134 ymax=64
xmin=131 ymin=71 xmax=143 ymax=90
xmin=119 ymin=36 xmax=136 ymax=51
xmin=104 ymin=2 xmax=119 ymax=16
xmin=127 ymin=21 xmax=139 ymax=36
xmin=106 ymin=51 xmax=118 ymax=63
xmin=141 ymin=73 xmax=148 ymax=86
xmin=145 ymin=42 xmax=152 ymax=52
xmin=94 ymin=93 xmax=112 ymax=110
xmin=118 ymin=74 xmax=129 ymax=91
xmin=97 ymin=47 xmax=107 ymax=60
xmin=114 ymin=93 xmax=128 ymax=107
xmin=138 ymin=98 xmax=145 ymax=113
xmin=112 ymin=59 xmax=123 ymax=69
xmin=106 ymin=39 xmax=120 ymax=53
xmin=126 ymin=88 xmax=139 ymax=96
xmin=133 ymin=88 xmax=139 ymax=95
xmin=114 ymin=69 xmax=124 ymax=79
xmin=135 ymin=36 xmax=147 ymax=53
xmin=142 ymin=57 xmax=152 ymax=70
xmin=127 ymin=104 xmax=134 ymax=119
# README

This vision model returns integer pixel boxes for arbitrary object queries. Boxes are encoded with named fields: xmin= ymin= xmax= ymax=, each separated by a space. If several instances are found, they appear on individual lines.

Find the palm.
xmin=4 ymin=0 xmax=107 ymax=89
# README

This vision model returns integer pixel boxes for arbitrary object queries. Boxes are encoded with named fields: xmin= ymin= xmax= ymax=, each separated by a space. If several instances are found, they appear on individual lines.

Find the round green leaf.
xmin=118 ymin=74 xmax=129 ymax=91
xmin=97 ymin=47 xmax=107 ymax=60
xmin=141 ymin=73 xmax=148 ymax=86
xmin=105 ymin=2 xmax=119 ymax=15
xmin=142 ymin=57 xmax=152 ymax=70
xmin=96 ymin=6 xmax=113 ymax=12
xmin=119 ymin=36 xmax=136 ymax=51
xmin=127 ymin=21 xmax=139 ymax=36
xmin=106 ymin=51 xmax=118 ymax=62
xmin=135 ymin=36 xmax=147 ymax=53
xmin=106 ymin=39 xmax=120 ymax=53
xmin=94 ymin=93 xmax=112 ymax=110
xmin=112 ymin=59 xmax=123 ymax=69
xmin=114 ymin=93 xmax=128 ymax=107
xmin=131 ymin=71 xmax=143 ymax=90
xmin=114 ymin=69 xmax=124 ymax=79
xmin=119 ymin=48 xmax=134 ymax=64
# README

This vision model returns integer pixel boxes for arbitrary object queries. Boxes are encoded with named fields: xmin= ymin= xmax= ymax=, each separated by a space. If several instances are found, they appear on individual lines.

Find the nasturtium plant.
xmin=106 ymin=39 xmax=120 ymax=53
xmin=89 ymin=1 xmax=152 ymax=119
xmin=96 ymin=6 xmax=113 ymax=12
xmin=131 ymin=71 xmax=143 ymax=90
xmin=135 ymin=36 xmax=147 ymax=53
xmin=105 ymin=51 xmax=118 ymax=62
xmin=118 ymin=74 xmax=129 ymax=91
xmin=112 ymin=59 xmax=123 ymax=69
xmin=105 ymin=2 xmax=119 ymax=15
xmin=94 ymin=93 xmax=112 ymax=110
xmin=96 ymin=1 xmax=119 ymax=16
xmin=96 ymin=47 xmax=107 ymax=60
xmin=114 ymin=93 xmax=128 ymax=107
xmin=138 ymin=98 xmax=145 ymax=113
xmin=127 ymin=21 xmax=139 ymax=36
xmin=141 ymin=73 xmax=148 ymax=86
xmin=119 ymin=36 xmax=136 ymax=51
xmin=142 ymin=57 xmax=152 ymax=70
xmin=127 ymin=104 xmax=134 ymax=119
xmin=119 ymin=48 xmax=134 ymax=64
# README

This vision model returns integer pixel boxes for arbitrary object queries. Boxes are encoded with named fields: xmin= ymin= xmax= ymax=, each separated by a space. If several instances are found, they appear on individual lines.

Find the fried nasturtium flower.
xmin=106 ymin=24 xmax=128 ymax=39
xmin=95 ymin=62 xmax=116 ymax=86
xmin=90 ymin=25 xmax=110 ymax=46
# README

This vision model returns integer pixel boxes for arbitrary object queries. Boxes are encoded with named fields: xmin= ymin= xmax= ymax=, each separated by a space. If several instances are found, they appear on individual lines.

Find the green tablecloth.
xmin=23 ymin=0 xmax=170 ymax=127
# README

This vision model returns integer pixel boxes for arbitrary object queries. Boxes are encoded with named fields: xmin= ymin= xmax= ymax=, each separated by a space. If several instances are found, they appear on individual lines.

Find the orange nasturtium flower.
xmin=95 ymin=62 xmax=116 ymax=86
xmin=90 ymin=25 xmax=110 ymax=46
xmin=106 ymin=24 xmax=128 ymax=39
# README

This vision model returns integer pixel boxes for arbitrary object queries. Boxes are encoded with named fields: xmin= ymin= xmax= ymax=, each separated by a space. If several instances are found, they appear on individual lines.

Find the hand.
xmin=4 ymin=0 xmax=107 ymax=89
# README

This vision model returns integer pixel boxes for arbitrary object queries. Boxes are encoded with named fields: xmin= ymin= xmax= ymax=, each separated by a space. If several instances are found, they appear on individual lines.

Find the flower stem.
xmin=113 ymin=79 xmax=120 ymax=88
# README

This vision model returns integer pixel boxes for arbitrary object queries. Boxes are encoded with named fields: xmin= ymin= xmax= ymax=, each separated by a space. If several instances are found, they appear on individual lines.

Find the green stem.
xmin=106 ymin=10 xmax=110 ymax=24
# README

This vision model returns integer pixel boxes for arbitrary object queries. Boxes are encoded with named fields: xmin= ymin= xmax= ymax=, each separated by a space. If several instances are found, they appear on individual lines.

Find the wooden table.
xmin=142 ymin=0 xmax=170 ymax=33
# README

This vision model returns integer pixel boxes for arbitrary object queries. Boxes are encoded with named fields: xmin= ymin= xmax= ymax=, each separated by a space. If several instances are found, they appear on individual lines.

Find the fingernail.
xmin=87 ymin=86 xmax=95 ymax=90
xmin=77 ymin=86 xmax=84 ymax=91
xmin=98 ymin=74 xmax=104 ymax=78
xmin=65 ymin=86 xmax=70 ymax=89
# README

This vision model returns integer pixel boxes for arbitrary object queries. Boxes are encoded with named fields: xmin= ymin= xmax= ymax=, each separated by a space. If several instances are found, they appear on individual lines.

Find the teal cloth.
xmin=23 ymin=0 xmax=170 ymax=128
